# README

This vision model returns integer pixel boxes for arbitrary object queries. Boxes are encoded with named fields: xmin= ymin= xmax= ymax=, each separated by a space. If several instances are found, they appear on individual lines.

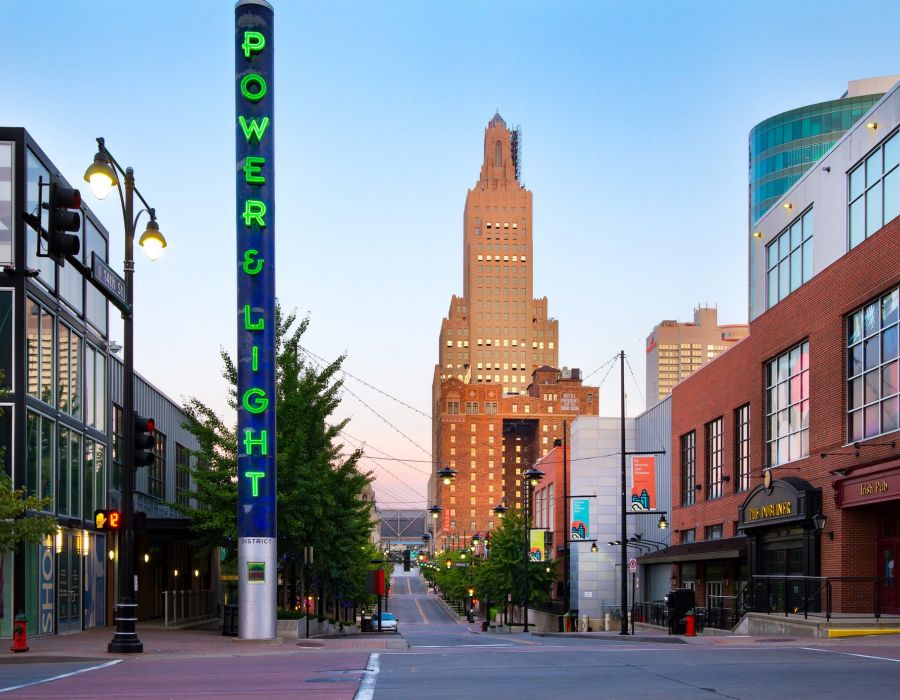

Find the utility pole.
xmin=619 ymin=350 xmax=629 ymax=636
xmin=562 ymin=420 xmax=569 ymax=620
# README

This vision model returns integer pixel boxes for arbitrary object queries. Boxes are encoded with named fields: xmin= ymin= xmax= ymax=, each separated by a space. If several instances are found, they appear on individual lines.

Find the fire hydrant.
xmin=684 ymin=611 xmax=696 ymax=637
xmin=12 ymin=613 xmax=28 ymax=652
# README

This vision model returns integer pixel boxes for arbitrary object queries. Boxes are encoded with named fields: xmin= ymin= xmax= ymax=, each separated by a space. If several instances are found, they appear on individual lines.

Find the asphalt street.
xmin=5 ymin=570 xmax=900 ymax=698
xmin=369 ymin=569 xmax=900 ymax=700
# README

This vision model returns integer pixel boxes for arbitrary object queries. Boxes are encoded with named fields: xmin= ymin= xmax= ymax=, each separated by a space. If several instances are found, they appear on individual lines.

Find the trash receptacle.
xmin=222 ymin=604 xmax=238 ymax=636
xmin=481 ymin=620 xmax=488 ymax=632
xmin=664 ymin=589 xmax=695 ymax=635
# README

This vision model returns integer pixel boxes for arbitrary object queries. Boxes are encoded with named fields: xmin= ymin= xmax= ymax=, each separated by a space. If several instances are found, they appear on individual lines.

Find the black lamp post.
xmin=84 ymin=137 xmax=167 ymax=654
xmin=522 ymin=466 xmax=544 ymax=633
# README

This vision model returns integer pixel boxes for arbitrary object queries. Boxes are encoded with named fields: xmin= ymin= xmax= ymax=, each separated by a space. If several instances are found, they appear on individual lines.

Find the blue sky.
xmin=3 ymin=0 xmax=899 ymax=508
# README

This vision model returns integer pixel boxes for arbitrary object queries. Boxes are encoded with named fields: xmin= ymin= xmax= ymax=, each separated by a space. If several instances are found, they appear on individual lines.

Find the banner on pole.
xmin=529 ymin=529 xmax=545 ymax=561
xmin=571 ymin=498 xmax=590 ymax=540
xmin=631 ymin=456 xmax=656 ymax=511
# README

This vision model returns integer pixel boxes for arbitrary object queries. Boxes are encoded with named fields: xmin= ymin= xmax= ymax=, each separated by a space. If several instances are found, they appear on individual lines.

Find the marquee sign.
xmin=235 ymin=0 xmax=276 ymax=640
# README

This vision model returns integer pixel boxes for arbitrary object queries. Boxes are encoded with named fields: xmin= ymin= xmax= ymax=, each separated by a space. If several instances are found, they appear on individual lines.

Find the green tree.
xmin=0 ymin=473 xmax=57 ymax=556
xmin=177 ymin=305 xmax=375 ymax=614
xmin=475 ymin=513 xmax=556 ymax=608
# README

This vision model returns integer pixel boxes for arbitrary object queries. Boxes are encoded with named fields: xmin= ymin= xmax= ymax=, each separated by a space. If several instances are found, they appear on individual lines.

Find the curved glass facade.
xmin=749 ymin=94 xmax=884 ymax=223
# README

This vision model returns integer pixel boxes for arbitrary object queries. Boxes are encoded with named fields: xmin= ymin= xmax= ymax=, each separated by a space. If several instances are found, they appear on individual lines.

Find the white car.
xmin=376 ymin=612 xmax=398 ymax=632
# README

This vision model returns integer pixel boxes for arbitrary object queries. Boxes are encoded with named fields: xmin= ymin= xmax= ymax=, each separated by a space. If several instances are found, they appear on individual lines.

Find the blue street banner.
xmin=571 ymin=498 xmax=590 ymax=540
xmin=235 ymin=0 xmax=276 ymax=640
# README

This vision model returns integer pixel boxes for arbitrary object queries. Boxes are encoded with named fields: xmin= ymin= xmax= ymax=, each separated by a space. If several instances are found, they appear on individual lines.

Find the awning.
xmin=636 ymin=535 xmax=747 ymax=564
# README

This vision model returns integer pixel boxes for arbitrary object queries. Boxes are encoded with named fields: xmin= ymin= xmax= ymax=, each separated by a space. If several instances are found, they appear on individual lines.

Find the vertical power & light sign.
xmin=235 ymin=0 xmax=276 ymax=640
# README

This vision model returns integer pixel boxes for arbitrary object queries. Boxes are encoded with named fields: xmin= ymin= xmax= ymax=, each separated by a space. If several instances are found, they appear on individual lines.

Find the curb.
xmin=533 ymin=632 xmax=688 ymax=644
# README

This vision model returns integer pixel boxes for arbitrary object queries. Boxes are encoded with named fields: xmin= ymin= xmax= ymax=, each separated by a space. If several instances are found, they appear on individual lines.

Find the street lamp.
xmin=493 ymin=502 xmax=508 ymax=517
xmin=436 ymin=465 xmax=457 ymax=486
xmin=84 ymin=137 xmax=167 ymax=654
xmin=522 ymin=466 xmax=544 ymax=633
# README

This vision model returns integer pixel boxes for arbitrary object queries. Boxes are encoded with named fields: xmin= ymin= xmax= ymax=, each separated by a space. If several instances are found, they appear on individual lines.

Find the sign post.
xmin=235 ymin=0 xmax=277 ymax=640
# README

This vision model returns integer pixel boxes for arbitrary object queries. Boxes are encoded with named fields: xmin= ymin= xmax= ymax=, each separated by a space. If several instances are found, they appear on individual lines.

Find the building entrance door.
xmin=57 ymin=531 xmax=82 ymax=634
xmin=881 ymin=543 xmax=899 ymax=614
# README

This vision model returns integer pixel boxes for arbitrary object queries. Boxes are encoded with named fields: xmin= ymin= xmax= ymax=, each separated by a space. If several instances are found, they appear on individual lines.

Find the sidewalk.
xmin=1 ymin=625 xmax=403 ymax=662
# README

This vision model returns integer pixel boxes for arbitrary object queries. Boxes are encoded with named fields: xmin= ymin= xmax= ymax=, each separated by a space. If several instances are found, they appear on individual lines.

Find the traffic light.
xmin=45 ymin=175 xmax=81 ymax=264
xmin=134 ymin=415 xmax=156 ymax=467
xmin=403 ymin=550 xmax=411 ymax=572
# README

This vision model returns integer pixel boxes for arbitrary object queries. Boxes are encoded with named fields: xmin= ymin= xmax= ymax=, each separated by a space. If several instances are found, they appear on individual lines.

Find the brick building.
xmin=659 ymin=81 xmax=900 ymax=614
xmin=431 ymin=114 xmax=598 ymax=549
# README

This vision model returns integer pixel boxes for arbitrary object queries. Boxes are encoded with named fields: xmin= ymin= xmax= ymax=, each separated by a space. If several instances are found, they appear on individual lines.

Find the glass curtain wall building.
xmin=749 ymin=77 xmax=899 ymax=224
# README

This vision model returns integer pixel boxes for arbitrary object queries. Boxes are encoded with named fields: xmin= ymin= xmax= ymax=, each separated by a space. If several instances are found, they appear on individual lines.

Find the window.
xmin=847 ymin=286 xmax=899 ymax=440
xmin=705 ymin=524 xmax=723 ymax=540
xmin=766 ymin=208 xmax=813 ymax=308
xmin=766 ymin=341 xmax=809 ymax=466
xmin=705 ymin=417 xmax=723 ymax=500
xmin=176 ymin=443 xmax=191 ymax=507
xmin=0 ymin=403 xmax=11 ymax=478
xmin=0 ymin=290 xmax=11 ymax=391
xmin=26 ymin=299 xmax=54 ymax=406
xmin=26 ymin=149 xmax=54 ymax=288
xmin=849 ymin=130 xmax=899 ymax=249
xmin=85 ymin=439 xmax=105 ymax=520
xmin=25 ymin=410 xmax=53 ymax=503
xmin=84 ymin=220 xmax=108 ymax=334
xmin=149 ymin=429 xmax=166 ymax=500
xmin=111 ymin=404 xmax=123 ymax=491
xmin=447 ymin=400 xmax=460 ymax=415
xmin=735 ymin=404 xmax=751 ymax=492
xmin=0 ymin=142 xmax=11 ymax=263
xmin=681 ymin=529 xmax=695 ymax=544
xmin=681 ymin=431 xmax=696 ymax=506
xmin=57 ymin=323 xmax=82 ymax=419
xmin=57 ymin=427 xmax=82 ymax=518
xmin=84 ymin=345 xmax=106 ymax=431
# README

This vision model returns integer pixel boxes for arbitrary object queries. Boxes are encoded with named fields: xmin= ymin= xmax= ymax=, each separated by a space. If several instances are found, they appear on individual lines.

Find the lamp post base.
xmin=108 ymin=601 xmax=143 ymax=653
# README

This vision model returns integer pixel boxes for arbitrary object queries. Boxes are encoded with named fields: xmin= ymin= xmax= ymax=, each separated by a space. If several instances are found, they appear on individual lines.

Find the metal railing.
xmin=705 ymin=596 xmax=738 ymax=630
xmin=163 ymin=589 xmax=218 ymax=627
xmin=632 ymin=601 xmax=669 ymax=627
xmin=742 ymin=576 xmax=895 ymax=621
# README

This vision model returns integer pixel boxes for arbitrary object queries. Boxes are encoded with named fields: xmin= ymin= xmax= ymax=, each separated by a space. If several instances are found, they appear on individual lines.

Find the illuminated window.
xmin=766 ymin=341 xmax=809 ymax=466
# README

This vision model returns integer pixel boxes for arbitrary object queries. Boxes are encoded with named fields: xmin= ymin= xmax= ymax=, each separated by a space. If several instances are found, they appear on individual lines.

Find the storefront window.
xmin=57 ymin=427 xmax=82 ymax=518
xmin=766 ymin=341 xmax=809 ymax=466
xmin=847 ymin=285 xmax=899 ymax=440
xmin=0 ymin=405 xmax=11 ymax=477
xmin=84 ymin=439 xmax=106 ymax=521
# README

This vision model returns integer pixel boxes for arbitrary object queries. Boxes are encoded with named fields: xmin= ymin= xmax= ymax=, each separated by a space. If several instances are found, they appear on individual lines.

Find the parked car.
xmin=377 ymin=612 xmax=399 ymax=633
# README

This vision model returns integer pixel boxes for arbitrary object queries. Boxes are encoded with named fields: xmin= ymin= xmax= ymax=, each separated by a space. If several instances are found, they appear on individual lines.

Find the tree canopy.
xmin=177 ymin=305 xmax=376 ymax=609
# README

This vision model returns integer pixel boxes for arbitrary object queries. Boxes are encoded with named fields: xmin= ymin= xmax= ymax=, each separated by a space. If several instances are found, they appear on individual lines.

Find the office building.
xmin=645 ymin=307 xmax=748 ymax=406
xmin=430 ymin=115 xmax=598 ymax=549
xmin=749 ymin=76 xmax=899 ymax=224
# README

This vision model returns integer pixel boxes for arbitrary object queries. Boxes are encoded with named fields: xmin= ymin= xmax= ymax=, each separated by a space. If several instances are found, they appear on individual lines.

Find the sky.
xmin=3 ymin=0 xmax=900 ymax=510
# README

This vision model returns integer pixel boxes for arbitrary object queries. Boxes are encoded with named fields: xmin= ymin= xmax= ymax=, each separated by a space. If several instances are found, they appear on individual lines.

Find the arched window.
xmin=494 ymin=141 xmax=502 ymax=167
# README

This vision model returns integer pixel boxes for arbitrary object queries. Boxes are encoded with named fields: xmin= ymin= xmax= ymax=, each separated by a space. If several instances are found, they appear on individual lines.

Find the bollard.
xmin=12 ymin=613 xmax=28 ymax=652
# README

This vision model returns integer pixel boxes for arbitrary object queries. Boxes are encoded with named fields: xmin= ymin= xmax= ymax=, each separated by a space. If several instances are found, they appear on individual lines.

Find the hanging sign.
xmin=235 ymin=0 xmax=276 ymax=641
xmin=631 ymin=456 xmax=656 ymax=511
xmin=529 ymin=529 xmax=545 ymax=561
xmin=571 ymin=498 xmax=590 ymax=540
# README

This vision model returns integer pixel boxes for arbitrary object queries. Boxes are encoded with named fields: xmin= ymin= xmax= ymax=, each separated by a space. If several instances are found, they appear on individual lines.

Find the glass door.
xmin=57 ymin=532 xmax=82 ymax=634
xmin=881 ymin=544 xmax=899 ymax=614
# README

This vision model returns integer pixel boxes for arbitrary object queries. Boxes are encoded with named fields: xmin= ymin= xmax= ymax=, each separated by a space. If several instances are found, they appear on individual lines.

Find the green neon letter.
xmin=242 ymin=199 xmax=267 ymax=228
xmin=242 ymin=31 xmax=265 ymax=58
xmin=242 ymin=388 xmax=269 ymax=414
xmin=244 ymin=471 xmax=266 ymax=497
xmin=243 ymin=156 xmax=266 ymax=184
xmin=241 ymin=74 xmax=267 ymax=102
xmin=242 ymin=249 xmax=263 ymax=275
xmin=238 ymin=116 xmax=270 ymax=144
xmin=243 ymin=429 xmax=268 ymax=456
xmin=243 ymin=305 xmax=264 ymax=331
xmin=252 ymin=346 xmax=259 ymax=371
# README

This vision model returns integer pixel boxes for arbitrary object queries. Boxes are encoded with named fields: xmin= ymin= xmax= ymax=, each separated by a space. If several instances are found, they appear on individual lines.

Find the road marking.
xmin=414 ymin=597 xmax=430 ymax=624
xmin=0 ymin=659 xmax=123 ymax=694
xmin=353 ymin=652 xmax=380 ymax=700
xmin=801 ymin=647 xmax=900 ymax=663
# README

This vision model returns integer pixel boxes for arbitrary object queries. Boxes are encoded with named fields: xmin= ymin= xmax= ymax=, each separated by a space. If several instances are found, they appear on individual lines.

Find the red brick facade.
xmin=670 ymin=217 xmax=900 ymax=605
